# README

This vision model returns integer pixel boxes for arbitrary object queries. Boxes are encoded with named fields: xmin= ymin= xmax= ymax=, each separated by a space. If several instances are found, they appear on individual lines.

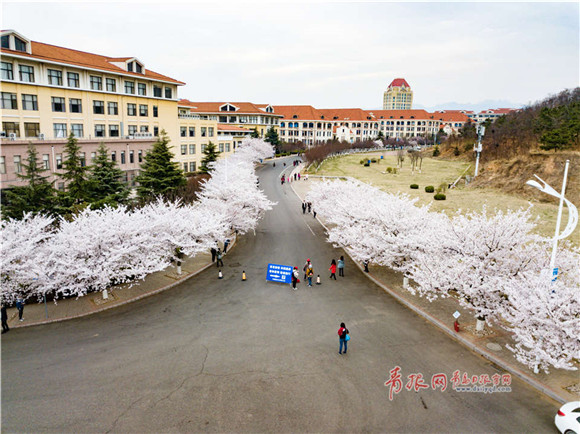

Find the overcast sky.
xmin=3 ymin=1 xmax=579 ymax=111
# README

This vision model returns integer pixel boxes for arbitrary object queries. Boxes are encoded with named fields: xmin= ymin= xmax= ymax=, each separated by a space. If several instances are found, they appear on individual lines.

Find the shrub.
xmin=454 ymin=146 xmax=460 ymax=156
xmin=360 ymin=160 xmax=365 ymax=165
xmin=433 ymin=145 xmax=440 ymax=157
xmin=434 ymin=193 xmax=446 ymax=200
xmin=410 ymin=184 xmax=419 ymax=189
xmin=386 ymin=167 xmax=393 ymax=173
xmin=425 ymin=186 xmax=434 ymax=193
xmin=464 ymin=143 xmax=473 ymax=152
xmin=371 ymin=158 xmax=377 ymax=163
xmin=364 ymin=162 xmax=370 ymax=167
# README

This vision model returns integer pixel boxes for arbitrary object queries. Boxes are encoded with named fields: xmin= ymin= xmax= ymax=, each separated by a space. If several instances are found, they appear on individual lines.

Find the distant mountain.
xmin=414 ymin=100 xmax=524 ymax=112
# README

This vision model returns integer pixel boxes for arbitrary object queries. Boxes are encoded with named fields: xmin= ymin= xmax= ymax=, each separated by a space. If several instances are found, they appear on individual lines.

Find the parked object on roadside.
xmin=555 ymin=401 xmax=580 ymax=434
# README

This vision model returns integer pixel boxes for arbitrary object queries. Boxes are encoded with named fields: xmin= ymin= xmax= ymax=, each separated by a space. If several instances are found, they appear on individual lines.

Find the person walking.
xmin=338 ymin=322 xmax=349 ymax=354
xmin=294 ymin=173 xmax=297 ymax=181
xmin=210 ymin=247 xmax=217 ymax=263
xmin=216 ymin=249 xmax=224 ymax=268
xmin=307 ymin=202 xmax=312 ymax=213
xmin=329 ymin=259 xmax=337 ymax=280
xmin=306 ymin=264 xmax=314 ymax=287
xmin=298 ymin=173 xmax=301 ymax=181
xmin=338 ymin=256 xmax=345 ymax=277
xmin=291 ymin=267 xmax=300 ymax=290
xmin=16 ymin=297 xmax=24 ymax=322
xmin=302 ymin=201 xmax=306 ymax=214
xmin=313 ymin=209 xmax=317 ymax=219
xmin=1 ymin=304 xmax=9 ymax=334
xmin=303 ymin=258 xmax=311 ymax=280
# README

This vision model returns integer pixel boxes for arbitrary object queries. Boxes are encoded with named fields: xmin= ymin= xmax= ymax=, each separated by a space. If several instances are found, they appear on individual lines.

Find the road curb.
xmin=10 ymin=236 xmax=237 ymax=329
xmin=292 ymin=174 xmax=567 ymax=405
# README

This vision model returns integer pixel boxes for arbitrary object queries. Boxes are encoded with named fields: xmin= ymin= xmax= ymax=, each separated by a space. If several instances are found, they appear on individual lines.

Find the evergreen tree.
xmin=3 ymin=143 xmax=56 ymax=219
xmin=86 ymin=143 xmax=130 ymax=208
xmin=264 ymin=126 xmax=281 ymax=153
xmin=199 ymin=141 xmax=220 ymax=174
xmin=61 ymin=132 xmax=90 ymax=203
xmin=250 ymin=128 xmax=260 ymax=138
xmin=377 ymin=131 xmax=385 ymax=140
xmin=135 ymin=130 xmax=186 ymax=200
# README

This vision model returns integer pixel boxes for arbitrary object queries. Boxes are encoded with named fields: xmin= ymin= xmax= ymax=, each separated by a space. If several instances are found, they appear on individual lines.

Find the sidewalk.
xmin=4 ymin=237 xmax=235 ymax=330
xmin=290 ymin=168 xmax=579 ymax=404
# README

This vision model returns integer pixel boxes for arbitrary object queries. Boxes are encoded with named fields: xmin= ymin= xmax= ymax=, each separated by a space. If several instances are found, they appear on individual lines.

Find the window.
xmin=19 ymin=65 xmax=34 ymax=82
xmin=14 ymin=155 xmax=22 ymax=173
xmin=140 ymin=125 xmax=149 ymax=132
xmin=107 ymin=102 xmax=118 ymax=115
xmin=183 ymin=162 xmax=188 ymax=172
xmin=0 ymin=156 xmax=5 ymax=174
xmin=128 ymin=125 xmax=137 ymax=135
xmin=106 ymin=78 xmax=116 ymax=92
xmin=109 ymin=125 xmax=119 ymax=137
xmin=80 ymin=152 xmax=86 ymax=167
xmin=56 ymin=154 xmax=62 ymax=169
xmin=180 ymin=126 xmax=187 ymax=137
xmin=66 ymin=98 xmax=82 ymax=113
xmin=92 ymin=100 xmax=104 ymax=115
xmin=3 ymin=122 xmax=20 ymax=136
xmin=188 ymin=127 xmax=195 ymax=137
xmin=164 ymin=87 xmax=172 ymax=98
xmin=209 ymin=127 xmax=214 ymax=137
xmin=95 ymin=124 xmax=105 ymax=137
xmin=120 ymin=151 xmax=126 ymax=164
xmin=1 ymin=92 xmax=17 ymax=109
xmin=67 ymin=72 xmax=79 ymax=88
xmin=24 ymin=122 xmax=40 ymax=137
xmin=111 ymin=151 xmax=116 ymax=162
xmin=219 ymin=143 xmax=224 ymax=152
xmin=127 ymin=62 xmax=133 ymax=72
xmin=201 ymin=127 xmax=207 ymax=137
xmin=201 ymin=144 xmax=206 ymax=153
xmin=1 ymin=35 xmax=8 ymax=49
xmin=153 ymin=86 xmax=162 ymax=97
xmin=136 ymin=63 xmax=142 ymax=73
xmin=71 ymin=124 xmax=84 ymax=138
xmin=225 ymin=143 xmax=230 ymax=152
xmin=91 ymin=152 xmax=96 ymax=163
xmin=153 ymin=105 xmax=158 ymax=117
xmin=127 ymin=103 xmax=137 ymax=116
xmin=219 ymin=116 xmax=228 ymax=123
xmin=189 ymin=144 xmax=195 ymax=154
xmin=57 ymin=182 xmax=65 ymax=191
xmin=90 ymin=76 xmax=102 ymax=90
xmin=228 ymin=116 xmax=236 ymax=123
xmin=138 ymin=83 xmax=146 ymax=96
xmin=1 ymin=62 xmax=13 ymax=80
xmin=48 ymin=69 xmax=62 ymax=86
xmin=14 ymin=37 xmax=26 ymax=52
xmin=153 ymin=126 xmax=159 ymax=136
xmin=51 ymin=97 xmax=66 ymax=112
xmin=139 ymin=104 xmax=148 ymax=116
xmin=189 ymin=162 xmax=196 ymax=172
xmin=125 ymin=81 xmax=135 ymax=94
xmin=138 ymin=150 xmax=143 ymax=162
xmin=129 ymin=150 xmax=134 ymax=163
xmin=181 ymin=145 xmax=187 ymax=155
xmin=53 ymin=123 xmax=67 ymax=138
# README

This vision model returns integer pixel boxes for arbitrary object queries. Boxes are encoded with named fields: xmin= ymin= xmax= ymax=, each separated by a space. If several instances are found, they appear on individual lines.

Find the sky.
xmin=2 ymin=1 xmax=579 ymax=111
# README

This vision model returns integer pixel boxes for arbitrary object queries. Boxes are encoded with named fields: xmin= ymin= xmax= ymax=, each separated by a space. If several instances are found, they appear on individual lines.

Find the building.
xmin=472 ymin=108 xmax=517 ymax=124
xmin=371 ymin=109 xmax=441 ymax=139
xmin=0 ymin=29 xmax=187 ymax=189
xmin=383 ymin=78 xmax=413 ymax=110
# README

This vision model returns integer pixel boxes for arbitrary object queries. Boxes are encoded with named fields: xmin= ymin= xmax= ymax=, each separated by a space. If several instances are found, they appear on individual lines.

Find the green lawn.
xmin=308 ymin=151 xmax=578 ymax=245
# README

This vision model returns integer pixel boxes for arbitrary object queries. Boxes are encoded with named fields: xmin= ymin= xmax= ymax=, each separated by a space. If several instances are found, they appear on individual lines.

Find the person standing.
xmin=306 ymin=264 xmax=314 ymax=287
xmin=216 ymin=249 xmax=224 ymax=268
xmin=363 ymin=260 xmax=369 ymax=273
xmin=1 ymin=304 xmax=9 ymax=334
xmin=329 ymin=259 xmax=337 ymax=280
xmin=210 ymin=247 xmax=217 ymax=263
xmin=307 ymin=202 xmax=312 ymax=213
xmin=338 ymin=256 xmax=345 ymax=277
xmin=294 ymin=173 xmax=297 ymax=181
xmin=291 ymin=267 xmax=300 ymax=290
xmin=16 ymin=297 xmax=24 ymax=321
xmin=338 ymin=322 xmax=349 ymax=354
xmin=303 ymin=258 xmax=311 ymax=280
xmin=298 ymin=173 xmax=301 ymax=181
xmin=302 ymin=201 xmax=306 ymax=214
xmin=223 ymin=238 xmax=231 ymax=254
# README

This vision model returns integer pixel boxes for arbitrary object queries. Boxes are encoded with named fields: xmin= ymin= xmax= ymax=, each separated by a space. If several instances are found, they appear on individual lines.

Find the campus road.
xmin=2 ymin=156 xmax=559 ymax=433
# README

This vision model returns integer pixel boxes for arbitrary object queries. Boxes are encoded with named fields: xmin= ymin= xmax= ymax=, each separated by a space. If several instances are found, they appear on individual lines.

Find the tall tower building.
xmin=383 ymin=78 xmax=413 ymax=110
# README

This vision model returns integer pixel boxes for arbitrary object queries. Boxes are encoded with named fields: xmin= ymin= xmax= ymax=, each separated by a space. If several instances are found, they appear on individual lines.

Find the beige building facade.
xmin=383 ymin=78 xmax=413 ymax=110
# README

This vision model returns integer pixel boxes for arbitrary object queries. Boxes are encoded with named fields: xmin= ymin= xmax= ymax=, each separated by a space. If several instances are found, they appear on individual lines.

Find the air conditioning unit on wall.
xmin=9 ymin=133 xmax=16 ymax=140
xmin=38 ymin=133 xmax=45 ymax=140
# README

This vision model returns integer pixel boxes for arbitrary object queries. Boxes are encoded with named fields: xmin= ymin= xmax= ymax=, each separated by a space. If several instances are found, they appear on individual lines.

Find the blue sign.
xmin=266 ymin=263 xmax=293 ymax=284
xmin=552 ymin=267 xmax=559 ymax=282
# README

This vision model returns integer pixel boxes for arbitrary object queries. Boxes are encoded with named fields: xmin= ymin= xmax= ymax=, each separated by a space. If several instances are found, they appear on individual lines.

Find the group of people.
xmin=301 ymin=201 xmax=316 ymax=218
xmin=1 ymin=297 xmax=25 ymax=334
xmin=290 ymin=257 xmax=346 ymax=290
xmin=210 ymin=238 xmax=230 ymax=268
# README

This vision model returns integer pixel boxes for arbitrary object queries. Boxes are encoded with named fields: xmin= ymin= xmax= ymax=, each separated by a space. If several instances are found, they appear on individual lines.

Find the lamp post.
xmin=525 ymin=159 xmax=578 ymax=282
xmin=473 ymin=125 xmax=485 ymax=177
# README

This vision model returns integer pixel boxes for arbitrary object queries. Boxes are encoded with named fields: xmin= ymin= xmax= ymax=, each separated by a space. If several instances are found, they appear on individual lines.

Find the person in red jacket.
xmin=338 ymin=322 xmax=349 ymax=354
xmin=329 ymin=259 xmax=337 ymax=280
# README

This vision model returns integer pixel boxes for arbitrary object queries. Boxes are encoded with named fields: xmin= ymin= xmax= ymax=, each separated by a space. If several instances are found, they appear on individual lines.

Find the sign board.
xmin=453 ymin=311 xmax=461 ymax=319
xmin=266 ymin=263 xmax=293 ymax=284
xmin=552 ymin=267 xmax=559 ymax=282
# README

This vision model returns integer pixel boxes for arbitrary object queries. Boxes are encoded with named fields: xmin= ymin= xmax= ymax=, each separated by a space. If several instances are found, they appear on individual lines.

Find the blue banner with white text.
xmin=266 ymin=263 xmax=293 ymax=284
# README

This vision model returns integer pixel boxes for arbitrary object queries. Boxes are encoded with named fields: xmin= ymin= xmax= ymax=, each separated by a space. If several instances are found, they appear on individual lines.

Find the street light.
xmin=526 ymin=160 xmax=578 ymax=283
xmin=473 ymin=125 xmax=485 ymax=177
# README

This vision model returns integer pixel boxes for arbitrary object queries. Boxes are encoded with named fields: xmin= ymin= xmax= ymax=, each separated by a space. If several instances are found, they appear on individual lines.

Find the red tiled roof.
xmin=0 ymin=40 xmax=185 ymax=85
xmin=371 ymin=109 xmax=432 ymax=120
xmin=179 ymin=100 xmax=282 ymax=116
xmin=273 ymin=105 xmax=322 ymax=120
xmin=388 ymin=78 xmax=411 ymax=89
xmin=317 ymin=108 xmax=374 ymax=121
xmin=433 ymin=112 xmax=469 ymax=122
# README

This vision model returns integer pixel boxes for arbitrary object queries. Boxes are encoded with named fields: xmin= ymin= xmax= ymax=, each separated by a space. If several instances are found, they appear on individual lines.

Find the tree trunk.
xmin=475 ymin=316 xmax=485 ymax=331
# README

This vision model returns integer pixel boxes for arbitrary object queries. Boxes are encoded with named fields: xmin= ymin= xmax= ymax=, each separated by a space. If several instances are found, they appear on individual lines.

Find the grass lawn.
xmin=307 ymin=151 xmax=579 ymax=245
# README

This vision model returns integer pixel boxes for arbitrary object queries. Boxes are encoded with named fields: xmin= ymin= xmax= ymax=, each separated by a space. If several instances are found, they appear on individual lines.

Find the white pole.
xmin=549 ymin=160 xmax=570 ymax=273
xmin=474 ymin=151 xmax=480 ymax=177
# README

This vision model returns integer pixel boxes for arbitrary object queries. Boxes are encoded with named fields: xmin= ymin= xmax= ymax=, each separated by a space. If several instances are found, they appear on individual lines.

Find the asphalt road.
xmin=1 ymin=156 xmax=559 ymax=433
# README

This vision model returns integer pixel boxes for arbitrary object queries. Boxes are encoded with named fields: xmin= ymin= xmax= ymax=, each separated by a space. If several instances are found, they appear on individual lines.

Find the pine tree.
xmin=250 ymin=128 xmax=260 ymax=138
xmin=61 ymin=132 xmax=90 ymax=204
xmin=377 ymin=131 xmax=385 ymax=140
xmin=135 ymin=130 xmax=186 ymax=200
xmin=199 ymin=141 xmax=220 ymax=174
xmin=86 ymin=143 xmax=130 ymax=208
xmin=3 ymin=143 xmax=56 ymax=219
xmin=264 ymin=126 xmax=281 ymax=154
